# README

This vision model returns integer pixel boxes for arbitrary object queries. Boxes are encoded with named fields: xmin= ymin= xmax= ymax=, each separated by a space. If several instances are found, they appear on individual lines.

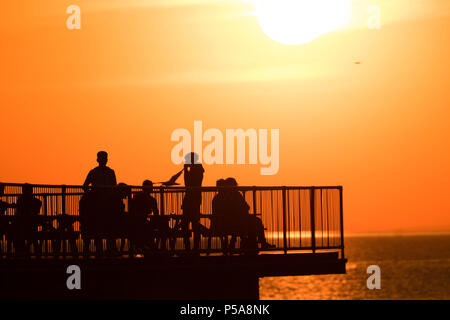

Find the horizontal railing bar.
xmin=0 ymin=182 xmax=342 ymax=191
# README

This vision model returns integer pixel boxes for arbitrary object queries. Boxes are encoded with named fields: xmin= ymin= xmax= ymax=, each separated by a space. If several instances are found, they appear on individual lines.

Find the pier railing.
xmin=0 ymin=183 xmax=344 ymax=259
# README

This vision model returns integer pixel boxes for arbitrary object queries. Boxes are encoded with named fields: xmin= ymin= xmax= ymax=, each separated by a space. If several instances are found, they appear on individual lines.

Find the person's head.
xmin=142 ymin=180 xmax=153 ymax=194
xmin=184 ymin=152 xmax=199 ymax=165
xmin=224 ymin=177 xmax=238 ymax=187
xmin=22 ymin=183 xmax=33 ymax=196
xmin=216 ymin=179 xmax=226 ymax=194
xmin=97 ymin=151 xmax=108 ymax=166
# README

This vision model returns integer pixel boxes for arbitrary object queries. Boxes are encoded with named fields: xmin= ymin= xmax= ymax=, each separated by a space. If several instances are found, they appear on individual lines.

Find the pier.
xmin=0 ymin=183 xmax=346 ymax=299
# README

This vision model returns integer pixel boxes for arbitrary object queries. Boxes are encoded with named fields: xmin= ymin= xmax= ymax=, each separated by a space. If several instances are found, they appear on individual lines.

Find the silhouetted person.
xmin=79 ymin=182 xmax=122 ymax=257
xmin=15 ymin=184 xmax=42 ymax=255
xmin=83 ymin=151 xmax=117 ymax=189
xmin=0 ymin=184 xmax=15 ymax=217
xmin=82 ymin=151 xmax=117 ymax=256
xmin=181 ymin=152 xmax=204 ymax=251
xmin=130 ymin=181 xmax=159 ymax=217
xmin=211 ymin=179 xmax=227 ymax=230
xmin=79 ymin=188 xmax=96 ymax=257
xmin=223 ymin=178 xmax=274 ymax=251
xmin=158 ymin=169 xmax=183 ymax=187
xmin=129 ymin=180 xmax=168 ymax=253
xmin=211 ymin=179 xmax=230 ymax=250
xmin=0 ymin=184 xmax=15 ymax=215
xmin=0 ymin=184 xmax=15 ymax=256
xmin=52 ymin=213 xmax=78 ymax=258
xmin=220 ymin=178 xmax=249 ymax=250
xmin=114 ymin=183 xmax=131 ymax=254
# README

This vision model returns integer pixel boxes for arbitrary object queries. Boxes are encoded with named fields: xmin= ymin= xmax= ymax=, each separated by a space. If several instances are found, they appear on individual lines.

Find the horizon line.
xmin=345 ymin=230 xmax=450 ymax=237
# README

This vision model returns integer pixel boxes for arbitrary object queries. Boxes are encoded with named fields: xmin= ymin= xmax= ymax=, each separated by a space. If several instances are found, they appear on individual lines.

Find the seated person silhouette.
xmin=221 ymin=178 xmax=251 ymax=250
xmin=211 ymin=179 xmax=227 ymax=231
xmin=0 ymin=183 xmax=16 ymax=256
xmin=115 ymin=183 xmax=131 ymax=254
xmin=15 ymin=184 xmax=42 ymax=255
xmin=0 ymin=183 xmax=15 ymax=215
xmin=211 ymin=179 xmax=234 ymax=251
xmin=221 ymin=178 xmax=274 ymax=251
xmin=130 ymin=180 xmax=168 ymax=253
xmin=181 ymin=152 xmax=204 ymax=251
xmin=79 ymin=188 xmax=96 ymax=256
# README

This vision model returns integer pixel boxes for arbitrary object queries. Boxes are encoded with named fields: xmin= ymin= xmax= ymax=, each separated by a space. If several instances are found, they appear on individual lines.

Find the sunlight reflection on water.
xmin=259 ymin=235 xmax=450 ymax=300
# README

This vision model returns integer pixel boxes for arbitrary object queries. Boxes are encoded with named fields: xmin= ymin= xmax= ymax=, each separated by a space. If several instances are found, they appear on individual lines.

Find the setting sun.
xmin=251 ymin=0 xmax=352 ymax=45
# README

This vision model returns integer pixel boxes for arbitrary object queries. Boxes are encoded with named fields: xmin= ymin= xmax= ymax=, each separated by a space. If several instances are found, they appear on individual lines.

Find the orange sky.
xmin=1 ymin=0 xmax=450 ymax=234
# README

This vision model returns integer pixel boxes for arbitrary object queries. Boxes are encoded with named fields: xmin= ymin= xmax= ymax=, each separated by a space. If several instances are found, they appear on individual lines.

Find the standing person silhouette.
xmin=181 ymin=152 xmax=204 ymax=252
xmin=83 ymin=151 xmax=117 ymax=256
xmin=83 ymin=151 xmax=117 ymax=189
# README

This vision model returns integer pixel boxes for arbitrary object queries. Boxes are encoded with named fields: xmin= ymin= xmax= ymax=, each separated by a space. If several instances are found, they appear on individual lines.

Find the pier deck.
xmin=0 ymin=183 xmax=346 ymax=299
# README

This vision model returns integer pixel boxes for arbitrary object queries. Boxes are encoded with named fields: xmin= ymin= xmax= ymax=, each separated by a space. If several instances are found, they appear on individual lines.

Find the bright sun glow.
xmin=249 ymin=0 xmax=352 ymax=45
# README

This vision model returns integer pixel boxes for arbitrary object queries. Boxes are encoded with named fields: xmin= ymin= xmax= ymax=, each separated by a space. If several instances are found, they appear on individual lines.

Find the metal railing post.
xmin=160 ymin=187 xmax=165 ymax=216
xmin=339 ymin=186 xmax=345 ymax=260
xmin=43 ymin=194 xmax=48 ymax=216
xmin=252 ymin=187 xmax=257 ymax=215
xmin=61 ymin=185 xmax=67 ymax=256
xmin=282 ymin=187 xmax=287 ymax=254
xmin=61 ymin=185 xmax=66 ymax=215
xmin=310 ymin=187 xmax=316 ymax=253
xmin=43 ymin=194 xmax=48 ymax=256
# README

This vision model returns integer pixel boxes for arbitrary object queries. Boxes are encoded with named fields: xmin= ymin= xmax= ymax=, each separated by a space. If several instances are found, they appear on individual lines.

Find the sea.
xmin=259 ymin=234 xmax=450 ymax=300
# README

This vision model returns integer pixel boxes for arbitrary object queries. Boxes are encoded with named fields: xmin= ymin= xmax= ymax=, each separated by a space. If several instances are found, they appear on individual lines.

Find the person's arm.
xmin=211 ymin=198 xmax=216 ymax=216
xmin=239 ymin=194 xmax=250 ymax=213
xmin=198 ymin=165 xmax=205 ymax=186
xmin=183 ymin=164 xmax=190 ymax=186
xmin=111 ymin=169 xmax=117 ymax=186
xmin=83 ymin=170 xmax=93 ymax=188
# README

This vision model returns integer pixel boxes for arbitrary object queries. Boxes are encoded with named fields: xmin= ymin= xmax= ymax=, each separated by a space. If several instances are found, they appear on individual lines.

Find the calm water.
xmin=259 ymin=235 xmax=450 ymax=300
